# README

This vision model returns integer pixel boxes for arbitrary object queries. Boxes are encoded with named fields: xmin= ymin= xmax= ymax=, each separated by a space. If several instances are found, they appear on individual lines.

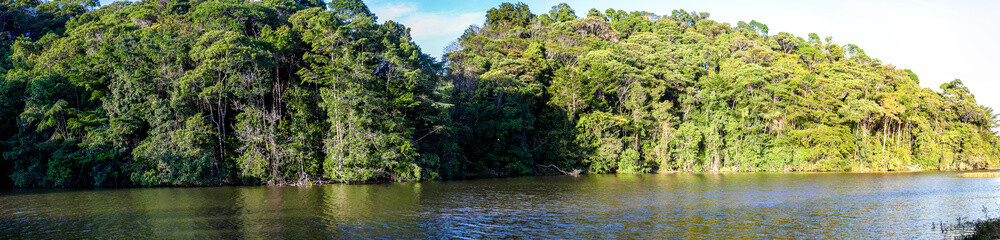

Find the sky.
xmin=91 ymin=0 xmax=999 ymax=111
xmin=361 ymin=0 xmax=1000 ymax=112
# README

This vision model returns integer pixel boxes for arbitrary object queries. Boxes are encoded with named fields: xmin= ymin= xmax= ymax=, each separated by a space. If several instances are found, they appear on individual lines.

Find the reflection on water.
xmin=2 ymin=172 xmax=999 ymax=239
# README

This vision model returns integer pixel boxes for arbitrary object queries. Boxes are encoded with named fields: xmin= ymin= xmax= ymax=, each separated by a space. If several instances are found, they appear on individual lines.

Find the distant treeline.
xmin=1 ymin=0 xmax=996 ymax=188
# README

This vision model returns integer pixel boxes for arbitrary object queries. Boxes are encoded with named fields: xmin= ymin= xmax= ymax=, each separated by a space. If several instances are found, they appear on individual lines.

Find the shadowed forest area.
xmin=1 ymin=0 xmax=997 ymax=188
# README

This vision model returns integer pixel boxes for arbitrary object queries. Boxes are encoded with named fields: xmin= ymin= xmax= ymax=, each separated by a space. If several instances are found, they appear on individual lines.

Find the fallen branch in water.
xmin=539 ymin=164 xmax=582 ymax=176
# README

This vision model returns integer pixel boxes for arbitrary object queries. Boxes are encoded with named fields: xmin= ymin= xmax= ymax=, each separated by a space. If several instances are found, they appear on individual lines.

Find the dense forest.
xmin=0 ymin=0 xmax=997 ymax=188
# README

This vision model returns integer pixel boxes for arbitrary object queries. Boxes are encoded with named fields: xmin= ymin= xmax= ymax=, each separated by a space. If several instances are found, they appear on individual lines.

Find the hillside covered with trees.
xmin=1 ymin=0 xmax=997 ymax=188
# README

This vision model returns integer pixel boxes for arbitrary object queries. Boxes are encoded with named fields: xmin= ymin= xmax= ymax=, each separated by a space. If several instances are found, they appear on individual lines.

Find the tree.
xmin=486 ymin=2 xmax=534 ymax=28
xmin=547 ymin=3 xmax=577 ymax=22
xmin=2 ymin=1 xmax=998 ymax=188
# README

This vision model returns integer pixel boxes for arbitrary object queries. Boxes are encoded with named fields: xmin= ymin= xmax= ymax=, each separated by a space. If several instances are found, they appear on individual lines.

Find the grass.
xmin=962 ymin=218 xmax=1000 ymax=240
xmin=957 ymin=172 xmax=1000 ymax=178
xmin=935 ymin=206 xmax=1000 ymax=239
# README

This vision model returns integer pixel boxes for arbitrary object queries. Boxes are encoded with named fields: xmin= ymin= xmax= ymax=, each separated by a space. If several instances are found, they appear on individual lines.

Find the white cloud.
xmin=368 ymin=0 xmax=485 ymax=57
xmin=396 ymin=12 xmax=483 ymax=57
xmin=550 ymin=0 xmax=1000 ymax=111
xmin=367 ymin=0 xmax=483 ymax=38
xmin=398 ymin=12 xmax=482 ymax=38
xmin=368 ymin=2 xmax=417 ymax=20
xmin=367 ymin=0 xmax=1000 ymax=113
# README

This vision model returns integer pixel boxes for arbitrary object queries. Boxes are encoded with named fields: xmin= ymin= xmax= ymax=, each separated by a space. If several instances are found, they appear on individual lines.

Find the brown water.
xmin=1 ymin=172 xmax=998 ymax=239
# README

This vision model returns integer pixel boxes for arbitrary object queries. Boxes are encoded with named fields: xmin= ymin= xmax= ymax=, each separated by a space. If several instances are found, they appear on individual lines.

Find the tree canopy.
xmin=1 ymin=1 xmax=996 ymax=188
xmin=444 ymin=2 xmax=1000 ymax=176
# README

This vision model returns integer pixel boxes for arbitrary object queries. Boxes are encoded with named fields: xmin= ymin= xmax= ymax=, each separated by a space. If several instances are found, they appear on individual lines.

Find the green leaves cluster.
xmin=445 ymin=2 xmax=1000 ymax=176
xmin=0 ymin=0 xmax=446 ymax=187
xmin=1 ymin=1 xmax=997 ymax=188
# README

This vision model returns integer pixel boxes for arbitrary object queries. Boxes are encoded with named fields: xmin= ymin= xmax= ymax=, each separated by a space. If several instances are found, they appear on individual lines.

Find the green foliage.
xmin=546 ymin=3 xmax=577 ymax=22
xmin=486 ymin=2 xmax=534 ymax=28
xmin=327 ymin=0 xmax=370 ymax=17
xmin=0 ymin=0 xmax=446 ymax=187
xmin=1 ymin=1 xmax=997 ymax=188
xmin=445 ymin=2 xmax=1000 ymax=177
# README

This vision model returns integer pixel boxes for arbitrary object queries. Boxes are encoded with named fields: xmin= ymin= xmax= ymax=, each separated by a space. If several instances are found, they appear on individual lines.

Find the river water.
xmin=1 ymin=172 xmax=998 ymax=239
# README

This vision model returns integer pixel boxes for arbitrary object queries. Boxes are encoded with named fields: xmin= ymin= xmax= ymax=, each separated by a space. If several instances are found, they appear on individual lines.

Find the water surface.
xmin=2 ymin=172 xmax=999 ymax=239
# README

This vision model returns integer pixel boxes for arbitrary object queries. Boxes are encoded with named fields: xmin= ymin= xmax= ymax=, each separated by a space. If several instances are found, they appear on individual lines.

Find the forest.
xmin=1 ymin=0 xmax=997 ymax=188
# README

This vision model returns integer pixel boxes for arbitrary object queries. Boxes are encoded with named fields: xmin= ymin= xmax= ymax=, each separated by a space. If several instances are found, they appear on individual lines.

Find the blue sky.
xmin=363 ymin=0 xmax=1000 ymax=113
xmin=93 ymin=0 xmax=999 ymax=112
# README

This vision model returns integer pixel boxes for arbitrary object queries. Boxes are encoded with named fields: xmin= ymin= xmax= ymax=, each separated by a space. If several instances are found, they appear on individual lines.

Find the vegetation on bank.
xmin=962 ymin=218 xmax=1000 ymax=240
xmin=1 ymin=0 xmax=997 ymax=188
xmin=957 ymin=172 xmax=1000 ymax=178
xmin=936 ymin=208 xmax=1000 ymax=240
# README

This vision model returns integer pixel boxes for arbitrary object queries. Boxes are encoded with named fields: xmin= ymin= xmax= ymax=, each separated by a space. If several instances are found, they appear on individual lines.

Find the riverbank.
xmin=961 ymin=218 xmax=1000 ymax=240
xmin=4 ymin=168 xmax=999 ymax=189
xmin=957 ymin=172 xmax=1000 ymax=178
xmin=276 ymin=169 xmax=1000 ymax=188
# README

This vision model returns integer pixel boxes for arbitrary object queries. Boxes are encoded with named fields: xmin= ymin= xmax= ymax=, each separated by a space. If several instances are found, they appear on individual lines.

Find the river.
xmin=1 ymin=172 xmax=998 ymax=239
